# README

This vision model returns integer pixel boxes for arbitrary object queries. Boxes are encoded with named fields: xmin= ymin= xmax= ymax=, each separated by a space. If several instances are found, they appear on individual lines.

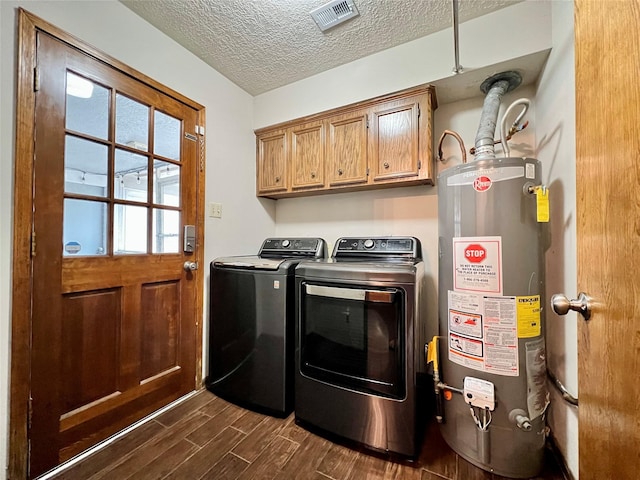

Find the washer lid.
xmin=213 ymin=255 xmax=286 ymax=270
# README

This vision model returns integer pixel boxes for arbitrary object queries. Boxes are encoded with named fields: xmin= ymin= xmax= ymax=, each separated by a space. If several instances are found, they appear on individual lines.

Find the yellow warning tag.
xmin=426 ymin=336 xmax=439 ymax=370
xmin=535 ymin=186 xmax=550 ymax=223
xmin=517 ymin=295 xmax=541 ymax=338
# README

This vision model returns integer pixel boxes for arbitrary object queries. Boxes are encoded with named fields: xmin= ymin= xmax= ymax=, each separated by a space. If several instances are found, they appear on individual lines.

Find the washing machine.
xmin=207 ymin=237 xmax=327 ymax=417
xmin=294 ymin=236 xmax=429 ymax=457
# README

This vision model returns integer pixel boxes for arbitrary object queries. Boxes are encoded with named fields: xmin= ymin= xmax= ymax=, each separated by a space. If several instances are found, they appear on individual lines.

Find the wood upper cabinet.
xmin=290 ymin=120 xmax=325 ymax=190
xmin=326 ymin=109 xmax=368 ymax=186
xmin=369 ymin=95 xmax=424 ymax=183
xmin=256 ymin=128 xmax=287 ymax=194
xmin=255 ymin=84 xmax=436 ymax=198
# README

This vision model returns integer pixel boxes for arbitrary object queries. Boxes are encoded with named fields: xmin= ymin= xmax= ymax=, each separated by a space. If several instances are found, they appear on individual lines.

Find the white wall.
xmin=273 ymin=84 xmax=537 ymax=358
xmin=254 ymin=0 xmax=553 ymax=332
xmin=0 ymin=1 xmax=275 ymax=476
xmin=535 ymin=1 xmax=578 ymax=478
xmin=256 ymin=0 xmax=578 ymax=476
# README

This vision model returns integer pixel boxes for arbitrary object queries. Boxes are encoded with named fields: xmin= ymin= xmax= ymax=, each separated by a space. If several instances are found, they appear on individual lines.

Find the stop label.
xmin=465 ymin=244 xmax=486 ymax=263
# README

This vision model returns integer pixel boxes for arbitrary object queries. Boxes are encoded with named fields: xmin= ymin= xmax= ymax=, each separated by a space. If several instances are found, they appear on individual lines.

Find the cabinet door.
xmin=291 ymin=121 xmax=324 ymax=190
xmin=256 ymin=129 xmax=287 ymax=194
xmin=326 ymin=110 xmax=368 ymax=186
xmin=369 ymin=96 xmax=423 ymax=182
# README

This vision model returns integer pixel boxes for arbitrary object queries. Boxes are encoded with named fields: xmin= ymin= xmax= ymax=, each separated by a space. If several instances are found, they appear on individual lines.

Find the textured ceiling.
xmin=120 ymin=0 xmax=521 ymax=96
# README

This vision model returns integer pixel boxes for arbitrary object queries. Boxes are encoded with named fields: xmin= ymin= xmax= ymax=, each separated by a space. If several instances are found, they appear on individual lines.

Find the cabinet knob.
xmin=383 ymin=162 xmax=390 ymax=169
xmin=275 ymin=176 xmax=280 ymax=182
xmin=311 ymin=172 xmax=316 ymax=178
xmin=338 ymin=169 xmax=343 ymax=176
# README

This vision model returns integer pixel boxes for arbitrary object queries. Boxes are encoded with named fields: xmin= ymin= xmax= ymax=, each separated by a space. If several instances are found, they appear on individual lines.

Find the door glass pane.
xmin=63 ymin=199 xmax=107 ymax=256
xmin=116 ymin=93 xmax=149 ymax=151
xmin=64 ymin=135 xmax=108 ymax=196
xmin=114 ymin=148 xmax=148 ymax=202
xmin=154 ymin=110 xmax=181 ymax=161
xmin=153 ymin=161 xmax=180 ymax=207
xmin=152 ymin=208 xmax=180 ymax=253
xmin=114 ymin=204 xmax=148 ymax=254
xmin=66 ymin=72 xmax=109 ymax=140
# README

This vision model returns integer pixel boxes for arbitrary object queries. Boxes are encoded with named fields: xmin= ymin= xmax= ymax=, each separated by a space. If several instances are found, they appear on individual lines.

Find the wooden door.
xmin=574 ymin=1 xmax=640 ymax=478
xmin=256 ymin=129 xmax=288 ymax=194
xmin=369 ymin=95 xmax=422 ymax=182
xmin=29 ymin=31 xmax=199 ymax=477
xmin=326 ymin=110 xmax=368 ymax=186
xmin=290 ymin=120 xmax=325 ymax=190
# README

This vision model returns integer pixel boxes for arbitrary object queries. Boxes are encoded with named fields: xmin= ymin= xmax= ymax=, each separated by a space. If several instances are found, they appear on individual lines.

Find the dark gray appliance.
xmin=294 ymin=237 xmax=428 ymax=457
xmin=207 ymin=237 xmax=327 ymax=417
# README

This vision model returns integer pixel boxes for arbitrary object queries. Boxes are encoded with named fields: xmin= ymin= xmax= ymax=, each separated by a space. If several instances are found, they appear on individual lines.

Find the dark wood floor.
xmin=49 ymin=389 xmax=566 ymax=480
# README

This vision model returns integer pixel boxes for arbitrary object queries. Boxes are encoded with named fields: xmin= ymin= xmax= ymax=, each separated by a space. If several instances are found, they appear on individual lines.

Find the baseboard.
xmin=547 ymin=432 xmax=576 ymax=480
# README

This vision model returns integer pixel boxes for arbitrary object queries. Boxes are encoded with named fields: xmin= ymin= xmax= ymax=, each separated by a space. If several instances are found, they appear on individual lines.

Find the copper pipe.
xmin=437 ymin=129 xmax=467 ymax=164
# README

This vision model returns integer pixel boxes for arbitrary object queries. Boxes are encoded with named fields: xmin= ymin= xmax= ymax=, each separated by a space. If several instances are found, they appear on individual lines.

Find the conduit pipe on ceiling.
xmin=451 ymin=0 xmax=463 ymax=74
xmin=473 ymin=71 xmax=522 ymax=161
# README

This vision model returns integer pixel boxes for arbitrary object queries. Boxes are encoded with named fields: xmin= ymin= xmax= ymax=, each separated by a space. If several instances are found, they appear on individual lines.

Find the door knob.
xmin=550 ymin=292 xmax=593 ymax=321
xmin=183 ymin=261 xmax=198 ymax=272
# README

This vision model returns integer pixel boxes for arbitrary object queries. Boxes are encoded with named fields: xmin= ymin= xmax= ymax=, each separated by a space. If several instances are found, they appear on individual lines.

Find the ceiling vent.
xmin=310 ymin=0 xmax=360 ymax=32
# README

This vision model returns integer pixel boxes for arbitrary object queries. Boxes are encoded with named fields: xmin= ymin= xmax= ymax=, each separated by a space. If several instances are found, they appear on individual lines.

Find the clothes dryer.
xmin=295 ymin=237 xmax=429 ymax=457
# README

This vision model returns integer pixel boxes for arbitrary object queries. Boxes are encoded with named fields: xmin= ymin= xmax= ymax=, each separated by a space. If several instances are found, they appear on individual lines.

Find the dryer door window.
xmin=299 ymin=282 xmax=405 ymax=399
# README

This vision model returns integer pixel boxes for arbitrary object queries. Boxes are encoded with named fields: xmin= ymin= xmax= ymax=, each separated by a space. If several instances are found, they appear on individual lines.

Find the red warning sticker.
xmin=453 ymin=236 xmax=503 ymax=295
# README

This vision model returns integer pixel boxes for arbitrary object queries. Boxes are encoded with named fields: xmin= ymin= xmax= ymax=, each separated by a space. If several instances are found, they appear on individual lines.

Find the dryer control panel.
xmin=333 ymin=237 xmax=421 ymax=260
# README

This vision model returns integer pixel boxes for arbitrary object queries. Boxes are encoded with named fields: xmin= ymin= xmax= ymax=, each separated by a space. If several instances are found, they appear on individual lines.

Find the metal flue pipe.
xmin=473 ymin=71 xmax=522 ymax=161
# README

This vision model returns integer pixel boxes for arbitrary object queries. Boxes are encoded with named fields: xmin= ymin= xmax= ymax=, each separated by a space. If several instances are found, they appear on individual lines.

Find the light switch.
xmin=208 ymin=202 xmax=222 ymax=218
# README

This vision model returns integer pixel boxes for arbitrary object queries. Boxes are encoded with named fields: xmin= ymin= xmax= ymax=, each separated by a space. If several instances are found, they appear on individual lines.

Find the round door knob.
xmin=551 ymin=292 xmax=593 ymax=321
xmin=183 ymin=261 xmax=198 ymax=272
xmin=363 ymin=239 xmax=375 ymax=249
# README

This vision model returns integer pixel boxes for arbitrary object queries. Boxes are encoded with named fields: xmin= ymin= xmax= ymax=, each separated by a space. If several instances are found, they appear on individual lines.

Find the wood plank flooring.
xmin=49 ymin=389 xmax=567 ymax=480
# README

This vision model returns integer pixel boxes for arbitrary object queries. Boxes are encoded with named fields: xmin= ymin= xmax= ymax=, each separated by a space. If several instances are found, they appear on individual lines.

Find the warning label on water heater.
xmin=453 ymin=236 xmax=503 ymax=295
xmin=448 ymin=290 xmax=519 ymax=376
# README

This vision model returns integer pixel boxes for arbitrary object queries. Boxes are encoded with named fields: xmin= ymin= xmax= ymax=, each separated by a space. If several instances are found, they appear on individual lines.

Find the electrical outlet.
xmin=208 ymin=202 xmax=222 ymax=218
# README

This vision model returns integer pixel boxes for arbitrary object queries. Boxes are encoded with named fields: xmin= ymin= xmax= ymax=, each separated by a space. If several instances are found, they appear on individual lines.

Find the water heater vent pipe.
xmin=473 ymin=71 xmax=522 ymax=161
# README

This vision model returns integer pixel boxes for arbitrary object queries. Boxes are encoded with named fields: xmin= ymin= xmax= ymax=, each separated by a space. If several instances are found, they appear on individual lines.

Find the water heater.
xmin=435 ymin=72 xmax=549 ymax=478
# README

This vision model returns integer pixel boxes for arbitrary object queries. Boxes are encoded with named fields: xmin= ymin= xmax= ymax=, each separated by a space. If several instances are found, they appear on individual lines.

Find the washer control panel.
xmin=260 ymin=238 xmax=327 ymax=258
xmin=333 ymin=237 xmax=420 ymax=259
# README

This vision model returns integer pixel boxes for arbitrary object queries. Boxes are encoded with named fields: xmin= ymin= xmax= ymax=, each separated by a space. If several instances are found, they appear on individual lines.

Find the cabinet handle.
xmin=383 ymin=162 xmax=390 ymax=169
xmin=338 ymin=169 xmax=343 ymax=176
xmin=275 ymin=176 xmax=280 ymax=182
xmin=311 ymin=172 xmax=316 ymax=178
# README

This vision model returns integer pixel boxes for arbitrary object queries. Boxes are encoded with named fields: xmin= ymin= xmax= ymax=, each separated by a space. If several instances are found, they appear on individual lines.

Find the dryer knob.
xmin=363 ymin=239 xmax=374 ymax=249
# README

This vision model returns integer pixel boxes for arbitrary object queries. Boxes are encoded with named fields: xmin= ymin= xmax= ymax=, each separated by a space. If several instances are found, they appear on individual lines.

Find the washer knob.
xmin=281 ymin=239 xmax=290 ymax=248
xmin=363 ymin=239 xmax=375 ymax=249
